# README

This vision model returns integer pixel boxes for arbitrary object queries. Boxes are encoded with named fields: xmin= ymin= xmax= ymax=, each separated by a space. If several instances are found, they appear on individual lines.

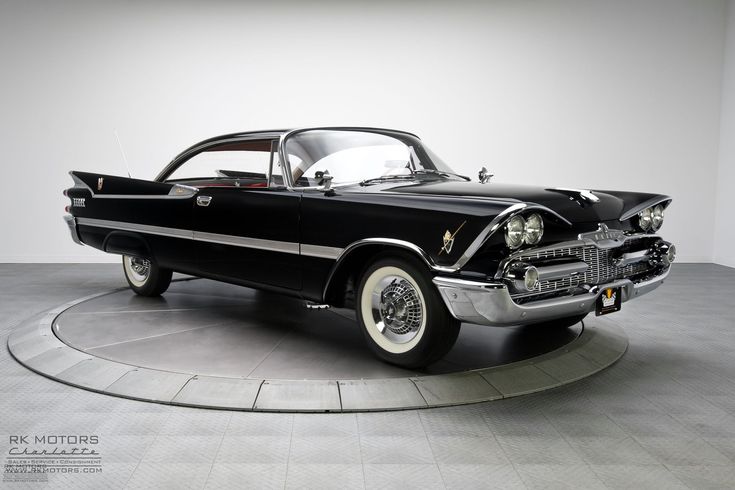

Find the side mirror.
xmin=478 ymin=167 xmax=493 ymax=184
xmin=315 ymin=170 xmax=333 ymax=191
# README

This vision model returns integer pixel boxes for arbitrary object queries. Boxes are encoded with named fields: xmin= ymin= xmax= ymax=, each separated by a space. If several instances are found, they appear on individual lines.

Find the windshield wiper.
xmin=412 ymin=169 xmax=471 ymax=181
xmin=359 ymin=175 xmax=418 ymax=186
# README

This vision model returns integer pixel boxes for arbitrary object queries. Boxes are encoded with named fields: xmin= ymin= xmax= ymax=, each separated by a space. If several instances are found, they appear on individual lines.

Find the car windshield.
xmin=283 ymin=129 xmax=464 ymax=187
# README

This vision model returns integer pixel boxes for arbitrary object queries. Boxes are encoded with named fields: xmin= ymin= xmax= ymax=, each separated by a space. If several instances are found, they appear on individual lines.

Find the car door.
xmin=168 ymin=139 xmax=302 ymax=290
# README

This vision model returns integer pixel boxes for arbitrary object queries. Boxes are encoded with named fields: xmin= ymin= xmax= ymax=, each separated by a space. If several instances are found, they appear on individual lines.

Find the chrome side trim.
xmin=433 ymin=266 xmax=670 ymax=327
xmin=301 ymin=244 xmax=343 ymax=260
xmin=193 ymin=230 xmax=299 ymax=254
xmin=77 ymin=218 xmax=191 ymax=239
xmin=448 ymin=202 xmax=572 ymax=271
xmin=63 ymin=215 xmax=83 ymax=246
xmin=76 ymin=218 xmax=301 ymax=255
xmin=619 ymin=196 xmax=672 ymax=221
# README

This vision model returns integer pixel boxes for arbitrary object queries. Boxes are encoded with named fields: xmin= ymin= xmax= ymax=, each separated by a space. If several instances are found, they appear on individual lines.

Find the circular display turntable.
xmin=7 ymin=278 xmax=627 ymax=412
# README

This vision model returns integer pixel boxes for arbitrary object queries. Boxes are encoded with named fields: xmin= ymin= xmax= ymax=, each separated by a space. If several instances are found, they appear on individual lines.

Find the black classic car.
xmin=64 ymin=127 xmax=676 ymax=368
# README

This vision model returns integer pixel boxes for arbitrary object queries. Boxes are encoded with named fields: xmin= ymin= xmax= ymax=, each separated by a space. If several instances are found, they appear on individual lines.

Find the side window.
xmin=167 ymin=140 xmax=280 ymax=184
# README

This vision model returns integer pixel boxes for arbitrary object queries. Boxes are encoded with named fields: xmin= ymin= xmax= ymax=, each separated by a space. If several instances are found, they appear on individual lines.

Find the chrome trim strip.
xmin=613 ymin=249 xmax=650 ymax=267
xmin=63 ymin=215 xmax=83 ymax=246
xmin=535 ymin=261 xmax=589 ymax=281
xmin=433 ymin=266 xmax=670 ymax=327
xmin=619 ymin=196 xmax=672 ymax=221
xmin=448 ymin=202 xmax=572 ymax=271
xmin=77 ymin=217 xmax=191 ymax=239
xmin=301 ymin=244 xmax=343 ymax=260
xmin=76 ymin=218 xmax=301 ymax=255
xmin=193 ymin=230 xmax=299 ymax=254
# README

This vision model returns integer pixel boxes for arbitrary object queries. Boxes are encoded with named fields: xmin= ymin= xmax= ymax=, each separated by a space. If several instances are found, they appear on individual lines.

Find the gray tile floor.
xmin=1 ymin=263 xmax=734 ymax=489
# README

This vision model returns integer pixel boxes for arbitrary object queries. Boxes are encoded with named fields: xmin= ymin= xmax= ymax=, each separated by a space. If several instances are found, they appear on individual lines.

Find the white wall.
xmin=715 ymin=0 xmax=735 ymax=268
xmin=0 ymin=0 xmax=727 ymax=263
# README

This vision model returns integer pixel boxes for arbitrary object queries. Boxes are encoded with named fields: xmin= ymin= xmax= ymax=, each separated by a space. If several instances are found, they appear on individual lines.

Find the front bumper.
xmin=63 ymin=215 xmax=83 ymax=245
xmin=433 ymin=267 xmax=670 ymax=326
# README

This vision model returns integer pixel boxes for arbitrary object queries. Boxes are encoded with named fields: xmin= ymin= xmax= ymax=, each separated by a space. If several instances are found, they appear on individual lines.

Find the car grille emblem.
xmin=439 ymin=221 xmax=466 ymax=255
xmin=72 ymin=198 xmax=85 ymax=207
xmin=578 ymin=223 xmax=625 ymax=247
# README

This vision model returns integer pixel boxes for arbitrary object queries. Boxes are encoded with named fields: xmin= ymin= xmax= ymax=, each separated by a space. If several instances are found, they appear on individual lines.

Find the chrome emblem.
xmin=72 ymin=197 xmax=85 ymax=207
xmin=552 ymin=187 xmax=600 ymax=203
xmin=579 ymin=223 xmax=625 ymax=247
xmin=97 ymin=177 xmax=104 ymax=191
xmin=439 ymin=221 xmax=466 ymax=255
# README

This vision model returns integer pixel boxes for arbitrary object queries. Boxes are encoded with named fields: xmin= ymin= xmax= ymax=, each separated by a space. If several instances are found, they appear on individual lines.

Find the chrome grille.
xmin=512 ymin=238 xmax=652 ymax=297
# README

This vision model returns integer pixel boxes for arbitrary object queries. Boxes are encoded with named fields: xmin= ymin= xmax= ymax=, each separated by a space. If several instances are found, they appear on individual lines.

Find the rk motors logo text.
xmin=4 ymin=434 xmax=102 ymax=483
xmin=9 ymin=435 xmax=99 ymax=446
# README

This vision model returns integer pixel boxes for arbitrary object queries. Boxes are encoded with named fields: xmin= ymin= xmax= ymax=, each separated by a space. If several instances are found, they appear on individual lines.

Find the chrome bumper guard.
xmin=64 ymin=215 xmax=83 ymax=245
xmin=433 ymin=267 xmax=670 ymax=326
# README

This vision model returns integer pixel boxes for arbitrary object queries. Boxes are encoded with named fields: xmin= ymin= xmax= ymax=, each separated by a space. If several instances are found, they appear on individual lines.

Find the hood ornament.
xmin=478 ymin=167 xmax=493 ymax=184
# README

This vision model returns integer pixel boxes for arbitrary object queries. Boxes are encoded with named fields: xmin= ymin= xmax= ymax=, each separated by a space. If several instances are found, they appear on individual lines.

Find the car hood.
xmin=378 ymin=180 xmax=627 ymax=223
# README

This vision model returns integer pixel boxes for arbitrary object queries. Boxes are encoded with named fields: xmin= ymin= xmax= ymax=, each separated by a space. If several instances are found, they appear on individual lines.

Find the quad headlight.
xmin=637 ymin=204 xmax=665 ymax=233
xmin=651 ymin=204 xmax=664 ymax=231
xmin=504 ymin=213 xmax=545 ymax=249
xmin=524 ymin=214 xmax=544 ymax=245
xmin=505 ymin=215 xmax=526 ymax=249
xmin=638 ymin=207 xmax=653 ymax=231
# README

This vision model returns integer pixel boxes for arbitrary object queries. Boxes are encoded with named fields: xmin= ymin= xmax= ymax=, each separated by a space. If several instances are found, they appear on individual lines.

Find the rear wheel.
xmin=122 ymin=255 xmax=172 ymax=297
xmin=356 ymin=254 xmax=460 ymax=369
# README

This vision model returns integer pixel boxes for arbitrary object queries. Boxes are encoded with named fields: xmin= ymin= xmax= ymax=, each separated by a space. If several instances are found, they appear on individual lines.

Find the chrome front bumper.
xmin=433 ymin=267 xmax=670 ymax=326
xmin=64 ymin=215 xmax=83 ymax=245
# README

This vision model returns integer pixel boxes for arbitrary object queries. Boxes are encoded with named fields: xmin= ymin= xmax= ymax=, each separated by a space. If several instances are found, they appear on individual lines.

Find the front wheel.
xmin=356 ymin=254 xmax=461 ymax=369
xmin=122 ymin=255 xmax=172 ymax=297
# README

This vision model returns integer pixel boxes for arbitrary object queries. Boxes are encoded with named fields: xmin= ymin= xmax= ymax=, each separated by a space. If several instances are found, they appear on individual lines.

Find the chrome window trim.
xmin=278 ymin=126 xmax=422 ymax=191
xmin=619 ymin=196 xmax=672 ymax=222
xmin=155 ymin=131 xmax=289 ymax=183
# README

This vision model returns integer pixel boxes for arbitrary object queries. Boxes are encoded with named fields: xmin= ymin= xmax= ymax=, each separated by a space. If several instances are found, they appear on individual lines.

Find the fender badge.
xmin=97 ymin=177 xmax=104 ymax=191
xmin=439 ymin=220 xmax=467 ymax=255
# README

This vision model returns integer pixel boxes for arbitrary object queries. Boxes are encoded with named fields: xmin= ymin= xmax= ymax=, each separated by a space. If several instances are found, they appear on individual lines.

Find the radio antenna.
xmin=113 ymin=129 xmax=132 ymax=178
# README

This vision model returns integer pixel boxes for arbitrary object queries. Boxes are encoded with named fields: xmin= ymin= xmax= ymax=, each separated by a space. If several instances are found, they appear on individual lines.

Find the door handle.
xmin=196 ymin=195 xmax=212 ymax=207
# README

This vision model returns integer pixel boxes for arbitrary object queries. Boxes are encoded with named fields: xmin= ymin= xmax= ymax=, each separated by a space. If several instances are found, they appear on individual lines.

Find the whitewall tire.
xmin=356 ymin=253 xmax=461 ymax=368
xmin=122 ymin=255 xmax=172 ymax=297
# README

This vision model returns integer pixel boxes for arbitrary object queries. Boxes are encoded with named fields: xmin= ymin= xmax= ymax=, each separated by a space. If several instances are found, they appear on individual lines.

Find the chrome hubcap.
xmin=127 ymin=257 xmax=150 ymax=282
xmin=371 ymin=275 xmax=423 ymax=344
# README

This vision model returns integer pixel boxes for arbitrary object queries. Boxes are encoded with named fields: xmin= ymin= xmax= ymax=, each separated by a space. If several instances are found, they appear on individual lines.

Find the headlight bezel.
xmin=505 ymin=215 xmax=526 ymax=249
xmin=638 ymin=206 xmax=653 ymax=232
xmin=523 ymin=213 xmax=544 ymax=245
xmin=504 ymin=213 xmax=545 ymax=249
xmin=651 ymin=204 xmax=664 ymax=231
